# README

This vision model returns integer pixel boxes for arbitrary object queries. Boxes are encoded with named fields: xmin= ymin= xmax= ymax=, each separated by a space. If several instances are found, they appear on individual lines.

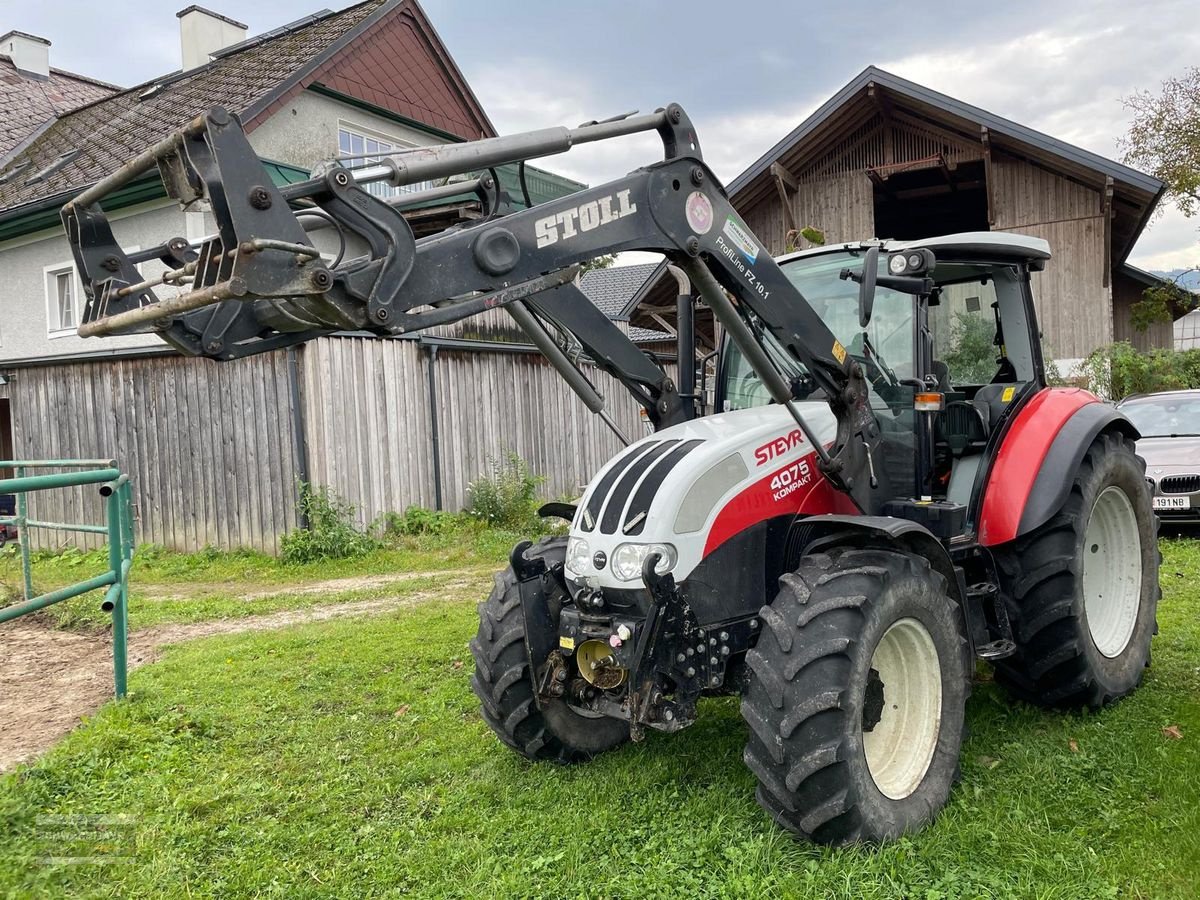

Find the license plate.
xmin=1153 ymin=496 xmax=1191 ymax=510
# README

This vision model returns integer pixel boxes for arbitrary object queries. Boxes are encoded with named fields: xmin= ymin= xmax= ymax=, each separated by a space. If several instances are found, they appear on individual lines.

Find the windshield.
xmin=1119 ymin=394 xmax=1200 ymax=437
xmin=784 ymin=250 xmax=916 ymax=380
xmin=722 ymin=250 xmax=914 ymax=412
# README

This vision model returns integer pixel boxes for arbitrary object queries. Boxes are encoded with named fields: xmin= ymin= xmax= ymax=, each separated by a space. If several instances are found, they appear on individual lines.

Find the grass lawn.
xmin=0 ymin=525 xmax=531 ymax=630
xmin=1 ymin=538 xmax=1198 ymax=898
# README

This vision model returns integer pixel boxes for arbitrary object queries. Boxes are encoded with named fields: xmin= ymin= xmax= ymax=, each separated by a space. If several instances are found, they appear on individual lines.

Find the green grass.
xmin=1 ymin=539 xmax=1198 ymax=898
xmin=0 ymin=524 xmax=534 ymax=630
xmin=2 ymin=524 xmax=531 ymax=589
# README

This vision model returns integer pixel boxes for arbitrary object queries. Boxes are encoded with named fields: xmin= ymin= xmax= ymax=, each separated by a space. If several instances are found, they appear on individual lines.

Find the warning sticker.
xmin=1002 ymin=386 xmax=1015 ymax=402
xmin=721 ymin=215 xmax=759 ymax=263
xmin=832 ymin=340 xmax=847 ymax=364
xmin=685 ymin=191 xmax=714 ymax=235
xmin=559 ymin=635 xmax=576 ymax=651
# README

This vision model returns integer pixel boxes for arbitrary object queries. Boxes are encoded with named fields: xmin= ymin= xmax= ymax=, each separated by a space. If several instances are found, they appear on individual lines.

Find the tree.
xmin=1130 ymin=269 xmax=1198 ymax=331
xmin=1121 ymin=68 xmax=1200 ymax=328
xmin=579 ymin=255 xmax=615 ymax=273
xmin=943 ymin=312 xmax=997 ymax=385
xmin=1122 ymin=67 xmax=1200 ymax=216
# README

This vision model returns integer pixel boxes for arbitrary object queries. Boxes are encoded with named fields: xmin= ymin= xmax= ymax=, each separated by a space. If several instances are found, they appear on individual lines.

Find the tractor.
xmin=61 ymin=101 xmax=1159 ymax=844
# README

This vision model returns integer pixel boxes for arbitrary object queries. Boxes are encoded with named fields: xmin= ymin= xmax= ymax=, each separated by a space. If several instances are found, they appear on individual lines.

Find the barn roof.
xmin=578 ymin=262 xmax=672 ymax=342
xmin=727 ymin=65 xmax=1164 ymax=264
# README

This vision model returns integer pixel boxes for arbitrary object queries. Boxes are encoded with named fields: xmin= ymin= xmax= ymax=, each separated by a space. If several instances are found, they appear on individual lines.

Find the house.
xmin=636 ymin=66 xmax=1173 ymax=370
xmin=1178 ymin=310 xmax=1200 ymax=351
xmin=0 ymin=1 xmax=639 ymax=552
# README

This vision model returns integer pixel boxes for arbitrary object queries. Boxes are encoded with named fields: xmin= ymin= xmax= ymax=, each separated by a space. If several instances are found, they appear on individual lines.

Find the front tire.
xmin=741 ymin=547 xmax=971 ymax=845
xmin=993 ymin=432 xmax=1160 ymax=708
xmin=469 ymin=537 xmax=629 ymax=763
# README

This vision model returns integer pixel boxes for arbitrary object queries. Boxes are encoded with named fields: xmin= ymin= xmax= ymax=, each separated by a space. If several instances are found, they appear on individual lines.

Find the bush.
xmin=1075 ymin=342 xmax=1200 ymax=399
xmin=381 ymin=505 xmax=464 ymax=537
xmin=943 ymin=311 xmax=998 ymax=385
xmin=280 ymin=483 xmax=379 ymax=564
xmin=465 ymin=452 xmax=545 ymax=530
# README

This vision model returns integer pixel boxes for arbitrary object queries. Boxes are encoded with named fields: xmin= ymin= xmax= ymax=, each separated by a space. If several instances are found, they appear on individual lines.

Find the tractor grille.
xmin=1159 ymin=474 xmax=1200 ymax=495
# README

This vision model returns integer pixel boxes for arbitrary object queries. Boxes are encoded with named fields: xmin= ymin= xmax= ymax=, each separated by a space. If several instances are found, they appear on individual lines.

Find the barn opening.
xmin=871 ymin=158 xmax=989 ymax=241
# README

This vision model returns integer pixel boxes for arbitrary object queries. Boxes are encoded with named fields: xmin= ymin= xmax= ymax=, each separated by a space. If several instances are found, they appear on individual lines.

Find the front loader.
xmin=61 ymin=101 xmax=1160 ymax=844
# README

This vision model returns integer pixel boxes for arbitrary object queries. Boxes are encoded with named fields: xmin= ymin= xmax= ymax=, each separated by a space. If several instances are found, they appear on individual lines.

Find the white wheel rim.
xmin=862 ymin=618 xmax=942 ymax=800
xmin=1082 ymin=485 xmax=1142 ymax=658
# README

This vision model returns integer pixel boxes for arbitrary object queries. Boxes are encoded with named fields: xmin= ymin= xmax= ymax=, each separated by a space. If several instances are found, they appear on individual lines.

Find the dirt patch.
xmin=140 ymin=567 xmax=489 ymax=602
xmin=0 ymin=575 xmax=484 ymax=772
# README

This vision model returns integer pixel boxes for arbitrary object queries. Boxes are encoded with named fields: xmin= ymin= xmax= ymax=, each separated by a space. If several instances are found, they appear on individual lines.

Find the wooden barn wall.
xmin=1112 ymin=271 xmax=1174 ymax=351
xmin=741 ymin=173 xmax=876 ymax=257
xmin=737 ymin=115 xmax=983 ymax=256
xmin=299 ymin=336 xmax=663 ymax=526
xmin=988 ymin=156 xmax=1110 ymax=360
xmin=7 ymin=353 xmax=301 ymax=553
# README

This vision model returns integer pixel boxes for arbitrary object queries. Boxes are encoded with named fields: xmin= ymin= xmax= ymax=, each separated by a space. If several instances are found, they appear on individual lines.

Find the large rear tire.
xmin=993 ymin=432 xmax=1160 ymax=708
xmin=469 ymin=537 xmax=629 ymax=763
xmin=741 ymin=547 xmax=971 ymax=845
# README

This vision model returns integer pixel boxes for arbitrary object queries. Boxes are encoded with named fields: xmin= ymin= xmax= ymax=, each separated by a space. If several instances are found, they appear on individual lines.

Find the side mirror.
xmin=839 ymin=246 xmax=879 ymax=328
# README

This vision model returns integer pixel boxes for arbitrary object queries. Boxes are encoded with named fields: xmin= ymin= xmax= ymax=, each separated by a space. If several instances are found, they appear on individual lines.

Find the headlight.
xmin=888 ymin=253 xmax=908 ymax=275
xmin=611 ymin=542 xmax=677 ymax=582
xmin=565 ymin=536 xmax=590 ymax=577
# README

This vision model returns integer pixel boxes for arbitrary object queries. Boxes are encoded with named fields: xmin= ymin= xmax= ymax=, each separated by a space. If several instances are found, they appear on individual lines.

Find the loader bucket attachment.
xmin=62 ymin=107 xmax=348 ymax=357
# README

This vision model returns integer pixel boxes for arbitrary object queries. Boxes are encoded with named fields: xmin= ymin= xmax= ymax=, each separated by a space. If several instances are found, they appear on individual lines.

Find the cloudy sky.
xmin=9 ymin=0 xmax=1199 ymax=269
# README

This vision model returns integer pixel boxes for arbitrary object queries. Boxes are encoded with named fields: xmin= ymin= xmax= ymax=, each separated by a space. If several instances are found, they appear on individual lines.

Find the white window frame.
xmin=43 ymin=249 xmax=141 ymax=339
xmin=336 ymin=119 xmax=428 ymax=198
xmin=43 ymin=260 xmax=82 ymax=338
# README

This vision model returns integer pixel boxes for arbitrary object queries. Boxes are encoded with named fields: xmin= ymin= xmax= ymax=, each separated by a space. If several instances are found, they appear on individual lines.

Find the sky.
xmin=5 ymin=0 xmax=1199 ymax=270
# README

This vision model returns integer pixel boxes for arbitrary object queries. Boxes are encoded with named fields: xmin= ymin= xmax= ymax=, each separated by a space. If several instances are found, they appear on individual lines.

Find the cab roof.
xmin=775 ymin=231 xmax=1052 ymax=267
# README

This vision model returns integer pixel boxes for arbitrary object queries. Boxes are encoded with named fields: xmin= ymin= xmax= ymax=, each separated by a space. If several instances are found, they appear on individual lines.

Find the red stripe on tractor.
xmin=703 ymin=450 xmax=855 ymax=556
xmin=977 ymin=387 xmax=1099 ymax=546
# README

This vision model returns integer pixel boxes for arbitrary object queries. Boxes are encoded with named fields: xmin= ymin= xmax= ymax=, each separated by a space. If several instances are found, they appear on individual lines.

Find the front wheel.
xmin=993 ymin=431 xmax=1160 ymax=708
xmin=469 ymin=537 xmax=629 ymax=763
xmin=741 ymin=547 xmax=971 ymax=845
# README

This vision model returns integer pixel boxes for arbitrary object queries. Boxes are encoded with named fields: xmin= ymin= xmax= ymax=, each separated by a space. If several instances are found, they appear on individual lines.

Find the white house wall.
xmin=0 ymin=201 xmax=182 ymax=363
xmin=249 ymin=89 xmax=443 ymax=172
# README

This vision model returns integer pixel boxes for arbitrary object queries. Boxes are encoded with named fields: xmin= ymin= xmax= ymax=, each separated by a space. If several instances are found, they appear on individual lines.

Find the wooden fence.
xmin=2 ymin=334 xmax=662 ymax=552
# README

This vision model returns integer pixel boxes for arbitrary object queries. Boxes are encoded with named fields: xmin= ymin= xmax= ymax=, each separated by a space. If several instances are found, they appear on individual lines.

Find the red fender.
xmin=977 ymin=387 xmax=1100 ymax=546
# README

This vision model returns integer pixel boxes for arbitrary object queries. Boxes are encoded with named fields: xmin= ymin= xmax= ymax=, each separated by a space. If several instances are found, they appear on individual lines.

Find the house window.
xmin=337 ymin=123 xmax=431 ymax=198
xmin=45 ymin=263 xmax=82 ymax=335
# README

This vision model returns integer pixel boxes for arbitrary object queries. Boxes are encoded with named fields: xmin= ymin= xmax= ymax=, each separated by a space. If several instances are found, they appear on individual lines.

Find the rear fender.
xmin=796 ymin=514 xmax=964 ymax=606
xmin=977 ymin=389 xmax=1138 ymax=546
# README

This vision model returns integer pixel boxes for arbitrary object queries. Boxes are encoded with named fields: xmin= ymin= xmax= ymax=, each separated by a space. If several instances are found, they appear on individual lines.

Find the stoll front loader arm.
xmin=61 ymin=103 xmax=889 ymax=512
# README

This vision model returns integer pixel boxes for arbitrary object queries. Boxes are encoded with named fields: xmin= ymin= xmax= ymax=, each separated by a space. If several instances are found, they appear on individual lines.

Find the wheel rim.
xmin=1082 ymin=485 xmax=1142 ymax=658
xmin=862 ymin=618 xmax=942 ymax=800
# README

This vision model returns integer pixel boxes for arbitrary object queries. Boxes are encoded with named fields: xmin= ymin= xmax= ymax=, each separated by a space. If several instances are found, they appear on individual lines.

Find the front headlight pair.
xmin=564 ymin=536 xmax=676 ymax=582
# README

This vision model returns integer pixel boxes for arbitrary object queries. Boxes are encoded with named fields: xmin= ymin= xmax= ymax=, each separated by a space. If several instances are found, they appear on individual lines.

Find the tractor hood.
xmin=565 ymin=403 xmax=847 ymax=589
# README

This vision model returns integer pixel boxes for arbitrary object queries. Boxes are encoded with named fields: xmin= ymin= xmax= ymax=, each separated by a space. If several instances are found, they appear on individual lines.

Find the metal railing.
xmin=0 ymin=459 xmax=135 ymax=698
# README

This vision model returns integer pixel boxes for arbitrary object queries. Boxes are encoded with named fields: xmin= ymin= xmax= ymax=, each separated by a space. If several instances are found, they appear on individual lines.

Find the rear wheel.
xmin=469 ymin=537 xmax=629 ymax=763
xmin=993 ymin=432 xmax=1160 ymax=708
xmin=741 ymin=547 xmax=970 ymax=845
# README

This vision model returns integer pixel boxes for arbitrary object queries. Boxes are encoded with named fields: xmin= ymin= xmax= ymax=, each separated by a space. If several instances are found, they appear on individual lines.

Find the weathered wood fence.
xmin=1 ymin=335 xmax=660 ymax=553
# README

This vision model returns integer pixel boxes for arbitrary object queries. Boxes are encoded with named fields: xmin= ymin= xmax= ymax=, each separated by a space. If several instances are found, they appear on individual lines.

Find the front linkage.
xmin=512 ymin=540 xmax=755 ymax=740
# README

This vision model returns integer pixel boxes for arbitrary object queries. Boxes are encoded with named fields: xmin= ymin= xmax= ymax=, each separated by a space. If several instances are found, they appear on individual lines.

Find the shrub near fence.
xmin=1076 ymin=342 xmax=1200 ymax=399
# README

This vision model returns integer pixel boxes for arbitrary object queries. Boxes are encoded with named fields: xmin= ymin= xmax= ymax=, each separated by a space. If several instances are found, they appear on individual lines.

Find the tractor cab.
xmin=716 ymin=231 xmax=1051 ymax=531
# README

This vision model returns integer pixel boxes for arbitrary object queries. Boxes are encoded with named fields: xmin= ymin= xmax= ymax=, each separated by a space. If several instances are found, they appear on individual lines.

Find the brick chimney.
xmin=176 ymin=6 xmax=247 ymax=71
xmin=0 ymin=30 xmax=50 ymax=79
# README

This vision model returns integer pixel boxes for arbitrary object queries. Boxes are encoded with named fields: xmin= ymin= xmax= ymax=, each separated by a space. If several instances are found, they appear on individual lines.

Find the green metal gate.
xmin=0 ymin=459 xmax=134 ymax=698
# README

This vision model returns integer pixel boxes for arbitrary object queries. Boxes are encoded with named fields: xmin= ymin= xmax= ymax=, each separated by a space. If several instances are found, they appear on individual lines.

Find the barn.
xmin=632 ymin=66 xmax=1172 ymax=368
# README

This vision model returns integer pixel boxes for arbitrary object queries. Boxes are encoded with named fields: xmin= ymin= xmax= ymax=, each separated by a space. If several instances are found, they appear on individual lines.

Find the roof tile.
xmin=0 ymin=0 xmax=385 ymax=212
xmin=0 ymin=58 xmax=116 ymax=161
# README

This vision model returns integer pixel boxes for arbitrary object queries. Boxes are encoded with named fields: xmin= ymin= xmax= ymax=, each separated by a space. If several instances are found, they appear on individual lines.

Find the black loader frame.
xmin=63 ymin=103 xmax=887 ymax=513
